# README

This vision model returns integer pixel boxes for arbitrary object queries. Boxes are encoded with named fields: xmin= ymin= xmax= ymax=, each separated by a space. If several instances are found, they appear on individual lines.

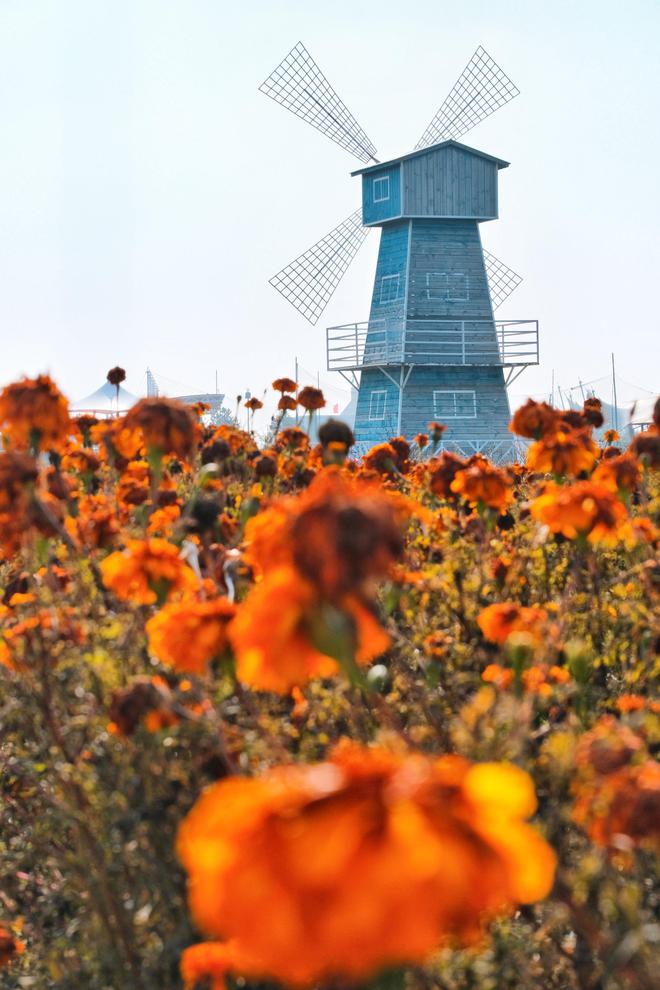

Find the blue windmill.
xmin=260 ymin=43 xmax=539 ymax=459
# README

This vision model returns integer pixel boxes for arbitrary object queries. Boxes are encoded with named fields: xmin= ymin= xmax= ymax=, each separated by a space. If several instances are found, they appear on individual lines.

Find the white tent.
xmin=629 ymin=397 xmax=657 ymax=431
xmin=71 ymin=380 xmax=139 ymax=416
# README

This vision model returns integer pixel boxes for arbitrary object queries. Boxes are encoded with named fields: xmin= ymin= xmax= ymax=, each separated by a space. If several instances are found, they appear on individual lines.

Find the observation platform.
xmin=326 ymin=319 xmax=539 ymax=384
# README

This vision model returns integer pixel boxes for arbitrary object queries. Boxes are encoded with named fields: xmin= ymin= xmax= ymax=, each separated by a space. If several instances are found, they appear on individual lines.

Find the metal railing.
xmin=326 ymin=319 xmax=539 ymax=371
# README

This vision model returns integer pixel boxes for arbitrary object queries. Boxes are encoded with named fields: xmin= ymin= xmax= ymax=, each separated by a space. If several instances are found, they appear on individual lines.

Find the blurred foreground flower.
xmin=531 ymin=481 xmax=628 ymax=545
xmin=178 ymin=741 xmax=556 ymax=988
xmin=124 ymin=397 xmax=199 ymax=460
xmin=0 ymin=374 xmax=70 ymax=452
xmin=572 ymin=716 xmax=660 ymax=855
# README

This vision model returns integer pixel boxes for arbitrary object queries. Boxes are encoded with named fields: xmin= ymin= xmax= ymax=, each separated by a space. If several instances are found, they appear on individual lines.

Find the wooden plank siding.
xmin=401 ymin=146 xmax=498 ymax=220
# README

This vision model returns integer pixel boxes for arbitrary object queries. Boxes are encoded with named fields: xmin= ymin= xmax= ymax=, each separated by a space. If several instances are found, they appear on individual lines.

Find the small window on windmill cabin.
xmin=380 ymin=273 xmax=401 ymax=304
xmin=433 ymin=390 xmax=476 ymax=419
xmin=369 ymin=389 xmax=387 ymax=420
xmin=426 ymin=273 xmax=469 ymax=301
xmin=373 ymin=175 xmax=390 ymax=202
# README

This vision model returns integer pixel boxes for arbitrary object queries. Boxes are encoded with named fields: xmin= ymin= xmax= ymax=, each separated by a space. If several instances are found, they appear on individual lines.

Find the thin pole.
xmin=611 ymin=353 xmax=619 ymax=432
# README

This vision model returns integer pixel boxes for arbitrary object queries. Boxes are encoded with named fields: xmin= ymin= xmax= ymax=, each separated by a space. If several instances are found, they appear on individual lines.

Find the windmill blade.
xmin=415 ymin=46 xmax=519 ymax=150
xmin=483 ymin=249 xmax=523 ymax=310
xmin=269 ymin=210 xmax=369 ymax=325
xmin=260 ymin=42 xmax=378 ymax=164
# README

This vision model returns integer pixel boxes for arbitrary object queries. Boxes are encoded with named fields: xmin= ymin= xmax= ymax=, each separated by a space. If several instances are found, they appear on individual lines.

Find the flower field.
xmin=0 ymin=373 xmax=658 ymax=990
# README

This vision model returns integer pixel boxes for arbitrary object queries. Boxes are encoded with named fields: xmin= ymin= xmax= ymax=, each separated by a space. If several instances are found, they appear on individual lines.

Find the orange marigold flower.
xmin=478 ymin=602 xmax=548 ymax=645
xmin=616 ymin=694 xmax=647 ymax=713
xmin=423 ymin=630 xmax=452 ymax=660
xmin=522 ymin=666 xmax=552 ymax=697
xmin=124 ymin=398 xmax=199 ymax=459
xmin=530 ymin=480 xmax=628 ymax=544
xmin=146 ymin=597 xmax=235 ymax=673
xmin=482 ymin=663 xmax=514 ymax=689
xmin=65 ymin=492 xmax=120 ymax=550
xmin=297 ymin=386 xmax=325 ymax=412
xmin=509 ymin=399 xmax=560 ymax=440
xmin=527 ymin=428 xmax=598 ymax=477
xmin=228 ymin=567 xmax=389 ymax=693
xmin=450 ymin=458 xmax=514 ymax=513
xmin=592 ymin=452 xmax=641 ymax=493
xmin=415 ymin=432 xmax=429 ymax=448
xmin=177 ymin=741 xmax=555 ymax=988
xmin=272 ymin=377 xmax=298 ymax=393
xmin=0 ymin=925 xmax=25 ymax=968
xmin=147 ymin=504 xmax=181 ymax=535
xmin=0 ymin=374 xmax=70 ymax=452
xmin=100 ymin=538 xmax=197 ymax=605
xmin=244 ymin=397 xmax=263 ymax=412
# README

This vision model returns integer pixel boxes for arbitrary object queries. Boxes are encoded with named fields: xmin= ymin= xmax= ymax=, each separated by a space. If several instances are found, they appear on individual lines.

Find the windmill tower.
xmin=260 ymin=44 xmax=539 ymax=460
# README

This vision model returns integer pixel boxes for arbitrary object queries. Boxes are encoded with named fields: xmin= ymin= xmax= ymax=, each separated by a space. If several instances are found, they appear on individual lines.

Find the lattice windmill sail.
xmin=269 ymin=210 xmax=369 ymax=325
xmin=260 ymin=42 xmax=378 ymax=164
xmin=261 ymin=42 xmax=539 ymax=463
xmin=415 ymin=46 xmax=520 ymax=150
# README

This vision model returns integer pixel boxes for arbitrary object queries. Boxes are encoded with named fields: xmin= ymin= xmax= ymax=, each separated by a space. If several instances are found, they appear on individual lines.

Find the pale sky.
xmin=1 ymin=0 xmax=659 ymax=417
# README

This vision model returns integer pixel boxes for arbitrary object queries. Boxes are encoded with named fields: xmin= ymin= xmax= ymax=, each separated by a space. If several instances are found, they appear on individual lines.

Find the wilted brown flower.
xmin=428 ymin=451 xmax=466 ymax=499
xmin=630 ymin=429 xmax=660 ymax=468
xmin=108 ymin=676 xmax=176 ymax=736
xmin=272 ymin=377 xmax=298 ymax=393
xmin=244 ymin=397 xmax=264 ymax=412
xmin=427 ymin=421 xmax=447 ymax=445
xmin=275 ymin=427 xmax=309 ymax=451
xmin=290 ymin=473 xmax=404 ymax=598
xmin=509 ymin=399 xmax=560 ymax=440
xmin=297 ymin=386 xmax=325 ymax=411
xmin=582 ymin=396 xmax=604 ymax=428
xmin=362 ymin=442 xmax=399 ymax=475
xmin=124 ymin=398 xmax=199 ymax=459
xmin=106 ymin=366 xmax=126 ymax=387
xmin=254 ymin=452 xmax=278 ymax=478
xmin=277 ymin=395 xmax=298 ymax=412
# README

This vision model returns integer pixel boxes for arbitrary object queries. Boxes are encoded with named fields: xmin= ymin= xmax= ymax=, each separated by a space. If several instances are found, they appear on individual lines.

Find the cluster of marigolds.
xmin=0 ymin=369 xmax=658 ymax=990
